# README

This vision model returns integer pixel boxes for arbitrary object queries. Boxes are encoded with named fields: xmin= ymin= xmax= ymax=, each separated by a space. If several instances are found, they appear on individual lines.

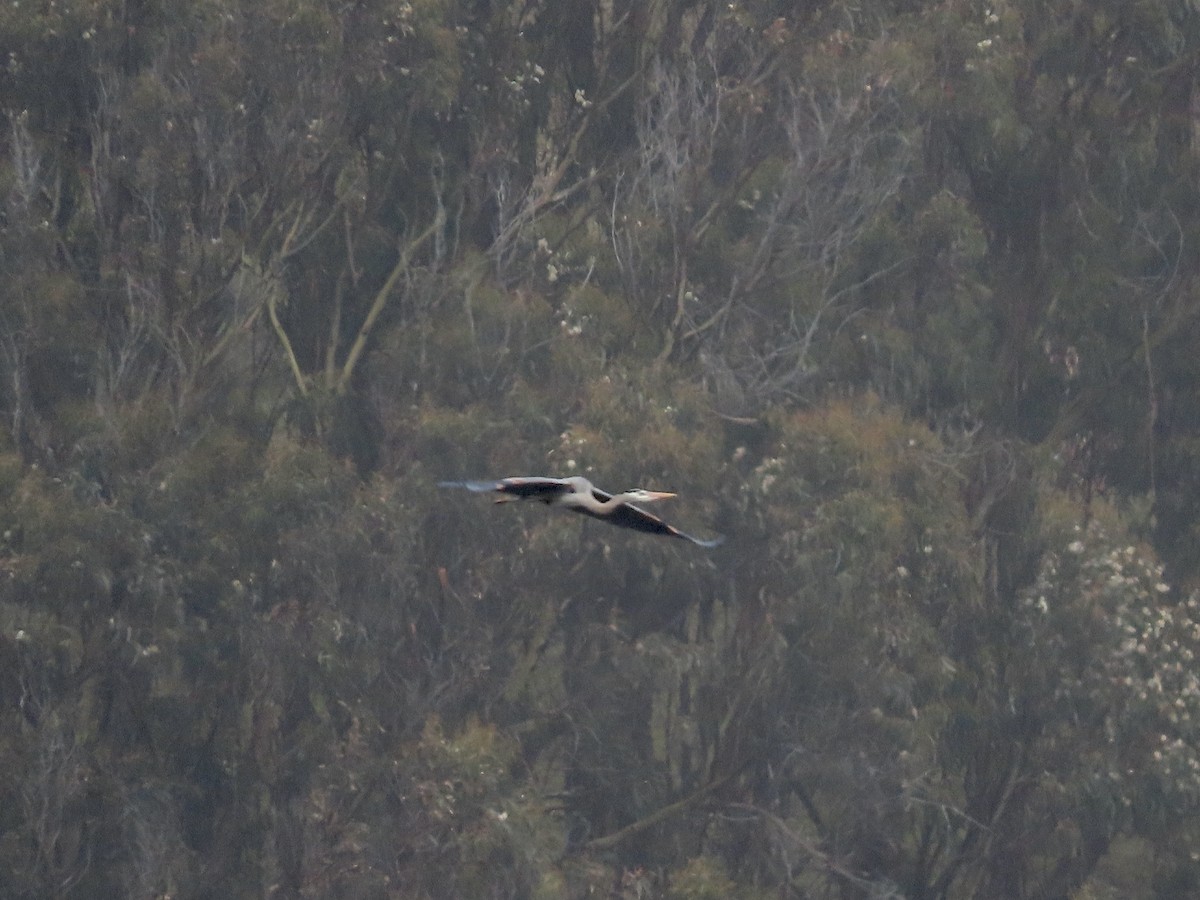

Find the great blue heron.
xmin=438 ymin=475 xmax=725 ymax=547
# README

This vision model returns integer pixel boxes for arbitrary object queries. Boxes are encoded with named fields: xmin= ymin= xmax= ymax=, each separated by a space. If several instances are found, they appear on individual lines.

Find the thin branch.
xmin=264 ymin=266 xmax=308 ymax=399
xmin=728 ymin=803 xmax=903 ymax=897
xmin=655 ymin=258 xmax=689 ymax=367
xmin=1143 ymin=307 xmax=1157 ymax=500
xmin=581 ymin=773 xmax=732 ymax=852
xmin=325 ymin=276 xmax=345 ymax=387
xmin=335 ymin=216 xmax=441 ymax=395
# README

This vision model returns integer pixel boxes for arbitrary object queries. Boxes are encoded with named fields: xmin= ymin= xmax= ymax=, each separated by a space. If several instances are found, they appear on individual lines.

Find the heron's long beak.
xmin=644 ymin=491 xmax=677 ymax=501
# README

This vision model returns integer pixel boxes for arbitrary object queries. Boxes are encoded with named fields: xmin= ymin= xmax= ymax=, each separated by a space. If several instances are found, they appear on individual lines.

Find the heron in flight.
xmin=438 ymin=476 xmax=725 ymax=547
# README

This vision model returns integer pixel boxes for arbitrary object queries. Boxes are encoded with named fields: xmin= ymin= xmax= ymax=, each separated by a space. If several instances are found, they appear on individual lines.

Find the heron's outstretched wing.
xmin=438 ymin=476 xmax=574 ymax=503
xmin=440 ymin=477 xmax=724 ymax=546
xmin=571 ymin=500 xmax=725 ymax=547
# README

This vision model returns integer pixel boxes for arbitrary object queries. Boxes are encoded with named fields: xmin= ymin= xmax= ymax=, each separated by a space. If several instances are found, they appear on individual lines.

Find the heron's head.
xmin=624 ymin=488 xmax=676 ymax=503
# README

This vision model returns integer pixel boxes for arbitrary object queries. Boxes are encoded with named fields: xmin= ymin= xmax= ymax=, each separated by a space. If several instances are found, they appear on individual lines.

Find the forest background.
xmin=2 ymin=0 xmax=1200 ymax=897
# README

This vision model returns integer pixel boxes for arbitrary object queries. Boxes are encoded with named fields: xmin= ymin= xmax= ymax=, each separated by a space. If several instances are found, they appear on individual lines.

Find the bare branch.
xmin=335 ymin=215 xmax=441 ymax=396
xmin=727 ymin=803 xmax=904 ymax=898
xmin=582 ymin=773 xmax=732 ymax=852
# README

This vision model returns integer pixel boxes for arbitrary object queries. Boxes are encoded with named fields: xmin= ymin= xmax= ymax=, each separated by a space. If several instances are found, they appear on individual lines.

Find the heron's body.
xmin=438 ymin=476 xmax=724 ymax=547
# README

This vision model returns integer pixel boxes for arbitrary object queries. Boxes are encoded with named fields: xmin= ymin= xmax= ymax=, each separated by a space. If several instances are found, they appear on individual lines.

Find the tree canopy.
xmin=1 ymin=1 xmax=1199 ymax=897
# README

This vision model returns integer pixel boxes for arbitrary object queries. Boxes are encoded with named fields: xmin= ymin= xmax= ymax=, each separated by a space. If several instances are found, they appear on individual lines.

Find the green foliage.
xmin=667 ymin=856 xmax=740 ymax=900
xmin=384 ymin=715 xmax=562 ymax=896
xmin=0 ymin=0 xmax=1198 ymax=895
xmin=1021 ymin=509 xmax=1200 ymax=813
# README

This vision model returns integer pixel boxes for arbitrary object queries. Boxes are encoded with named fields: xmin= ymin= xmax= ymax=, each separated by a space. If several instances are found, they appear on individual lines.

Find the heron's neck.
xmin=603 ymin=491 xmax=640 ymax=506
xmin=573 ymin=490 xmax=634 ymax=512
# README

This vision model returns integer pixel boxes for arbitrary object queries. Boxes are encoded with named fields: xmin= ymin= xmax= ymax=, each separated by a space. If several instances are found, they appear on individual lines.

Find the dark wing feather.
xmin=441 ymin=478 xmax=724 ymax=546
xmin=569 ymin=499 xmax=725 ymax=547
xmin=438 ymin=476 xmax=573 ymax=503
